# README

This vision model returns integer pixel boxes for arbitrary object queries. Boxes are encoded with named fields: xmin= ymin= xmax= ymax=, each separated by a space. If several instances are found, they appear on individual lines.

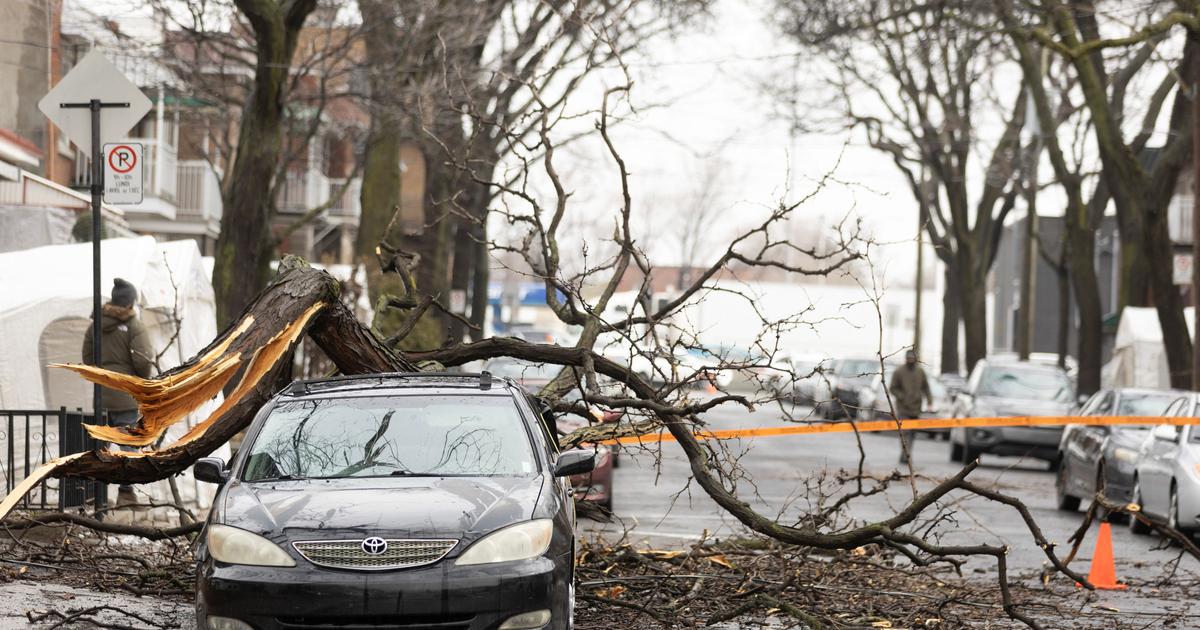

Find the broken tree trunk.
xmin=0 ymin=259 xmax=416 ymax=518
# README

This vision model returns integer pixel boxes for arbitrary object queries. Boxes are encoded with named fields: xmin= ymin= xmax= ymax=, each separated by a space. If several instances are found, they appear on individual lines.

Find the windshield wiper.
xmin=257 ymin=474 xmax=306 ymax=482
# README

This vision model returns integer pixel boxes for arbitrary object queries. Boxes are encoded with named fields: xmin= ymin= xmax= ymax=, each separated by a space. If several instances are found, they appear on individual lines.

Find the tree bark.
xmin=212 ymin=0 xmax=319 ymax=328
xmin=940 ymin=264 xmax=961 ymax=375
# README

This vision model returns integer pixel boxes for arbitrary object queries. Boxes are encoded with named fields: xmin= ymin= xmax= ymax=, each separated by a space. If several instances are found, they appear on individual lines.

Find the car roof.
xmin=279 ymin=371 xmax=524 ymax=399
xmin=1109 ymin=387 xmax=1189 ymax=397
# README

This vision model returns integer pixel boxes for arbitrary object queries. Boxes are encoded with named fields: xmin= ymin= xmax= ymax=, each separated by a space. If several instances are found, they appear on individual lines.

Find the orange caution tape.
xmin=598 ymin=415 xmax=1200 ymax=446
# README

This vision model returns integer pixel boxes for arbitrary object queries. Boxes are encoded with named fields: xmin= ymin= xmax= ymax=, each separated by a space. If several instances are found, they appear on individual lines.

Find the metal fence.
xmin=0 ymin=408 xmax=105 ymax=512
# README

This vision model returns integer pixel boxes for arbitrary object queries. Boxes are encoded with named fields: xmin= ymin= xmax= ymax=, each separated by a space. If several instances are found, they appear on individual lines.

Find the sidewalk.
xmin=0 ymin=581 xmax=194 ymax=629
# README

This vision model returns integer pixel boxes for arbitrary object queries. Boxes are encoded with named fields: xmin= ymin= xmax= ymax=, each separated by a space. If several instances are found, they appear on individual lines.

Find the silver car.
xmin=1131 ymin=393 xmax=1200 ymax=534
xmin=949 ymin=357 xmax=1075 ymax=465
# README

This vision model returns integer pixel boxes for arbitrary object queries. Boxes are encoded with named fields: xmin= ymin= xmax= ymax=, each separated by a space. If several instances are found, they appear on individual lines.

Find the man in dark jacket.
xmin=82 ymin=278 xmax=154 ymax=506
xmin=890 ymin=349 xmax=932 ymax=465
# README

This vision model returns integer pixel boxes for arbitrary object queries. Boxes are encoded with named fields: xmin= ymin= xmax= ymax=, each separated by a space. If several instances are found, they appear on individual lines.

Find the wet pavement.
xmin=581 ymin=397 xmax=1200 ymax=625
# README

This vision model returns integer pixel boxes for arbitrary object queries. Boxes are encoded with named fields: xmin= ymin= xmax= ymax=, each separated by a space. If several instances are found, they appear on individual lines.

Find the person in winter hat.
xmin=81 ymin=278 xmax=154 ymax=506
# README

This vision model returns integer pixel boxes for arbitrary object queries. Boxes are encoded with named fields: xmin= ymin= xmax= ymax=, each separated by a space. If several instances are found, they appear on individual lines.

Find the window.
xmin=242 ymin=395 xmax=536 ymax=481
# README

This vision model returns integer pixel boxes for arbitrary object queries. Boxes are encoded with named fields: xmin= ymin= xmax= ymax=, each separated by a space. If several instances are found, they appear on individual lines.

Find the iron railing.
xmin=0 ymin=408 xmax=105 ymax=512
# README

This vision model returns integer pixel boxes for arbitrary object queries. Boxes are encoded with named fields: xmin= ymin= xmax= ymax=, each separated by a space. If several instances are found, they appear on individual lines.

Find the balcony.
xmin=278 ymin=169 xmax=330 ymax=214
xmin=128 ymin=138 xmax=178 ymax=202
xmin=327 ymin=177 xmax=361 ymax=219
xmin=176 ymin=160 xmax=223 ymax=225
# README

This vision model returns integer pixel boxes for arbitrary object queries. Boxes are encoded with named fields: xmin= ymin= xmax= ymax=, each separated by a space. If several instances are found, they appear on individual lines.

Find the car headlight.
xmin=1112 ymin=447 xmax=1139 ymax=465
xmin=207 ymin=524 xmax=296 ymax=567
xmin=456 ymin=519 xmax=553 ymax=566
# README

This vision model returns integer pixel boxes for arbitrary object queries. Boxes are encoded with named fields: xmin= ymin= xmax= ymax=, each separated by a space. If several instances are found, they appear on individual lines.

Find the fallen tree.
xmin=1 ymin=56 xmax=1099 ymax=630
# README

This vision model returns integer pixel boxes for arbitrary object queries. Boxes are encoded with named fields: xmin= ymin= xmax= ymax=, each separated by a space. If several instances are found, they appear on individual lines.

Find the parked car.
xmin=1130 ymin=393 xmax=1200 ymax=535
xmin=1056 ymin=388 xmax=1182 ymax=512
xmin=949 ymin=357 xmax=1075 ymax=465
xmin=761 ymin=354 xmax=829 ymax=405
xmin=192 ymin=372 xmax=592 ymax=630
xmin=816 ymin=358 xmax=883 ymax=419
xmin=553 ymin=398 xmax=615 ymax=511
xmin=862 ymin=366 xmax=953 ymax=438
xmin=938 ymin=373 xmax=966 ymax=400
xmin=484 ymin=357 xmax=559 ymax=392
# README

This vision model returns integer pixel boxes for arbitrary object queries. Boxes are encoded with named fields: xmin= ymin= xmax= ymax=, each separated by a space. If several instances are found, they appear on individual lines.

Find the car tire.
xmin=950 ymin=441 xmax=964 ymax=463
xmin=1055 ymin=463 xmax=1080 ymax=512
xmin=1130 ymin=477 xmax=1152 ymax=535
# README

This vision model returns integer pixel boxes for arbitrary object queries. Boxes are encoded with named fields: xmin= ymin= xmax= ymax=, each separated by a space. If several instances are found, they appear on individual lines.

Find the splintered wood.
xmin=0 ymin=262 xmax=420 ymax=521
xmin=51 ymin=317 xmax=255 ymax=446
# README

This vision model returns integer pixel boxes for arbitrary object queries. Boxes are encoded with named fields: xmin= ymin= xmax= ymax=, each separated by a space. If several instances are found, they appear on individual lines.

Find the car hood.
xmin=216 ymin=475 xmax=545 ymax=539
xmin=975 ymin=396 xmax=1074 ymax=417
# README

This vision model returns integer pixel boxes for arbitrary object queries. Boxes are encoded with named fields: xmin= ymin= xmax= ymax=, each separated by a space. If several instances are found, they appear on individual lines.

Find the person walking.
xmin=890 ymin=349 xmax=932 ymax=465
xmin=82 ymin=278 xmax=154 ymax=506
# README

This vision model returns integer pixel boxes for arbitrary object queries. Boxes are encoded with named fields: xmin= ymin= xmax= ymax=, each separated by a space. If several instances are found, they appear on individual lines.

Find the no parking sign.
xmin=103 ymin=143 xmax=143 ymax=204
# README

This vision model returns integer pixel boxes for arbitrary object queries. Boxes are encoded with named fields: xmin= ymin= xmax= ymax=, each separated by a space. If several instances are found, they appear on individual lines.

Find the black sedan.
xmin=192 ymin=372 xmax=593 ymax=630
xmin=1056 ymin=387 xmax=1182 ymax=512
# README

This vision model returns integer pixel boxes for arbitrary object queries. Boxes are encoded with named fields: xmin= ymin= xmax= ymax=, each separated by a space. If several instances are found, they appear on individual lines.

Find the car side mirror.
xmin=194 ymin=457 xmax=230 ymax=484
xmin=1152 ymin=424 xmax=1179 ymax=443
xmin=552 ymin=450 xmax=595 ymax=477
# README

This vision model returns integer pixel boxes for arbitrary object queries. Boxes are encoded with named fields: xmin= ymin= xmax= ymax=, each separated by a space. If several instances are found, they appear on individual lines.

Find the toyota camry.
xmin=192 ymin=372 xmax=594 ymax=630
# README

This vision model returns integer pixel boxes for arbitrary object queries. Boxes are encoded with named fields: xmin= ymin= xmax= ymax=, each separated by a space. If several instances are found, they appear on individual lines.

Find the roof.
xmin=282 ymin=372 xmax=520 ymax=398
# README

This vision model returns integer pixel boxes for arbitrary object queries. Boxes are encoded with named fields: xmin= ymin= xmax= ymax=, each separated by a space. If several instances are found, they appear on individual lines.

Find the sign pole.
xmin=61 ymin=98 xmax=128 ymax=518
xmin=90 ymin=100 xmax=101 ymax=444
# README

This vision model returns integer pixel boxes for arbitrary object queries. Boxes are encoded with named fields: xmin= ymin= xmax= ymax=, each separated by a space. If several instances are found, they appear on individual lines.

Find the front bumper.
xmin=196 ymin=553 xmax=564 ymax=630
xmin=966 ymin=425 xmax=1063 ymax=461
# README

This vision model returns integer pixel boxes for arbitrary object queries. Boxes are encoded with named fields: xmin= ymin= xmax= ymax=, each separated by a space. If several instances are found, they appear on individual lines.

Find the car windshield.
xmin=242 ymin=395 xmax=536 ymax=481
xmin=1116 ymin=393 xmax=1177 ymax=417
xmin=977 ymin=365 xmax=1072 ymax=402
xmin=836 ymin=360 xmax=879 ymax=379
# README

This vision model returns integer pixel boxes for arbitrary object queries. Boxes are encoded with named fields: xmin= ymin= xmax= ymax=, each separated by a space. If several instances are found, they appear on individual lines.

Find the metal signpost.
xmin=38 ymin=50 xmax=152 ymax=515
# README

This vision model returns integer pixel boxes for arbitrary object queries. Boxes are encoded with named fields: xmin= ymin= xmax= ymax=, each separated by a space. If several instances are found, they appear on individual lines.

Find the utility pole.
xmin=914 ymin=169 xmax=927 ymax=357
xmin=1192 ymin=79 xmax=1200 ymax=391
xmin=1017 ymin=93 xmax=1039 ymax=361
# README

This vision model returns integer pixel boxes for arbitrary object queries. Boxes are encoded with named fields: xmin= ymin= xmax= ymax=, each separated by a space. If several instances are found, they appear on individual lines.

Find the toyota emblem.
xmin=361 ymin=537 xmax=388 ymax=556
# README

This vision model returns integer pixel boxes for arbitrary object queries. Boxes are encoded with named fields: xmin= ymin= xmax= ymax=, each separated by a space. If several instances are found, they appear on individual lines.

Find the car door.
xmin=1070 ymin=392 xmax=1112 ymax=496
xmin=1140 ymin=400 xmax=1185 ymax=518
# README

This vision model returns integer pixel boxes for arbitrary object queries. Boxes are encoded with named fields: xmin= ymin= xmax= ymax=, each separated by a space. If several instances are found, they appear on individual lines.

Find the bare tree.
xmin=773 ymin=0 xmax=1026 ymax=374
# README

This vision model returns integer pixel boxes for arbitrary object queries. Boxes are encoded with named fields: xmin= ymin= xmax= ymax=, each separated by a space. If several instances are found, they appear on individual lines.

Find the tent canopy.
xmin=0 ymin=236 xmax=217 ymax=409
xmin=1104 ymin=306 xmax=1195 ymax=390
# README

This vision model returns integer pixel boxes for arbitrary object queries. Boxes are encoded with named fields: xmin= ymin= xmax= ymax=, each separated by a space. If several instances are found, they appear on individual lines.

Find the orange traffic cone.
xmin=1077 ymin=522 xmax=1126 ymax=590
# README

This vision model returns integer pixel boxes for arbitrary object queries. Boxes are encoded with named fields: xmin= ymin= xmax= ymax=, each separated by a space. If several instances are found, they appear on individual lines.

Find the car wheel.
xmin=1055 ymin=463 xmax=1080 ymax=512
xmin=1129 ymin=477 xmax=1152 ymax=535
xmin=950 ymin=441 xmax=964 ymax=463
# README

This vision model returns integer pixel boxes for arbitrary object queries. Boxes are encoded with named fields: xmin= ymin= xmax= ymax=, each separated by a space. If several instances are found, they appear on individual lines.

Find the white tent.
xmin=0 ymin=236 xmax=227 ymax=517
xmin=1103 ymin=306 xmax=1196 ymax=390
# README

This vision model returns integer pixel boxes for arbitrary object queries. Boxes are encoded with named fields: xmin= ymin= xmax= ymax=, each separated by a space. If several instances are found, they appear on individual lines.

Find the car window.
xmin=242 ymin=395 xmax=537 ymax=481
xmin=1078 ymin=391 xmax=1104 ymax=415
xmin=976 ymin=365 xmax=1073 ymax=402
xmin=1094 ymin=392 xmax=1115 ymax=415
xmin=1116 ymin=393 xmax=1178 ymax=417
xmin=836 ymin=360 xmax=879 ymax=378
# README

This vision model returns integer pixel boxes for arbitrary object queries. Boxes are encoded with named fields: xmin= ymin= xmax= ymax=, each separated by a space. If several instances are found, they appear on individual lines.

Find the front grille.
xmin=276 ymin=614 xmax=474 ymax=629
xmin=292 ymin=538 xmax=458 ymax=571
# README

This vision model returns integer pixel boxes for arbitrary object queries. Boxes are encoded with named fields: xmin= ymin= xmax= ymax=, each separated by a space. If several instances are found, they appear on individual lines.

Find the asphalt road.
xmin=581 ymin=395 xmax=1200 ymax=623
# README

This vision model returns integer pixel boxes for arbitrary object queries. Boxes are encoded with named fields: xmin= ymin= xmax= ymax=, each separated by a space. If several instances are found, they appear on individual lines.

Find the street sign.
xmin=38 ymin=49 xmax=152 ymax=149
xmin=449 ymin=289 xmax=467 ymax=314
xmin=103 ymin=143 xmax=143 ymax=204
xmin=1174 ymin=253 xmax=1193 ymax=285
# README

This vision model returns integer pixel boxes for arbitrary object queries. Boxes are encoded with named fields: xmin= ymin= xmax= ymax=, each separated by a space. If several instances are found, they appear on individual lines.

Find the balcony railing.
xmin=127 ymin=138 xmax=178 ymax=202
xmin=277 ymin=169 xmax=331 ymax=214
xmin=328 ymin=177 xmax=361 ymax=218
xmin=176 ymin=160 xmax=223 ymax=223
